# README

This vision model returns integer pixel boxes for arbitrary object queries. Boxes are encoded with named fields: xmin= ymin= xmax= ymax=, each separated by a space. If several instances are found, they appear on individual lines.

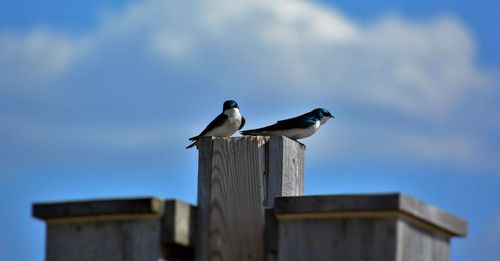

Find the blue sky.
xmin=0 ymin=0 xmax=499 ymax=260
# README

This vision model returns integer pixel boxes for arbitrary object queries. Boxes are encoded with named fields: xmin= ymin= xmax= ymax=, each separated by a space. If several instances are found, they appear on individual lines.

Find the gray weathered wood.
xmin=399 ymin=194 xmax=467 ymax=237
xmin=264 ymin=208 xmax=279 ymax=261
xmin=195 ymin=137 xmax=214 ymax=261
xmin=209 ymin=136 xmax=266 ymax=261
xmin=33 ymin=197 xmax=196 ymax=261
xmin=274 ymin=193 xmax=399 ymax=213
xmin=271 ymin=194 xmax=467 ymax=261
xmin=162 ymin=200 xmax=196 ymax=247
xmin=398 ymin=219 xmax=450 ymax=261
xmin=33 ymin=197 xmax=163 ymax=219
xmin=162 ymin=200 xmax=196 ymax=261
xmin=196 ymin=136 xmax=305 ymax=261
xmin=45 ymin=218 xmax=164 ymax=261
xmin=273 ymin=193 xmax=467 ymax=236
xmin=266 ymin=136 xmax=305 ymax=207
xmin=278 ymin=217 xmax=398 ymax=261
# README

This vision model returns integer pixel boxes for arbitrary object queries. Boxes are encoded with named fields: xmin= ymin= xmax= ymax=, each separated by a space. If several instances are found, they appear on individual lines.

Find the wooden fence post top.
xmin=32 ymin=197 xmax=165 ymax=221
xmin=196 ymin=135 xmax=306 ymax=261
xmin=273 ymin=193 xmax=467 ymax=237
xmin=33 ymin=197 xmax=196 ymax=247
xmin=197 ymin=136 xmax=306 ymax=148
xmin=33 ymin=197 xmax=197 ymax=260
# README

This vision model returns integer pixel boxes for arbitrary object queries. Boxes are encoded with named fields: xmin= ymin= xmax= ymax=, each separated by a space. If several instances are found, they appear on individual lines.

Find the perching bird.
xmin=240 ymin=108 xmax=334 ymax=140
xmin=186 ymin=100 xmax=246 ymax=149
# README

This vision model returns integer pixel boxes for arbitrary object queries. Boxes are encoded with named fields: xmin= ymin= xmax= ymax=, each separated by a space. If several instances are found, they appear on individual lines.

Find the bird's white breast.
xmin=206 ymin=108 xmax=242 ymax=137
xmin=267 ymin=120 xmax=320 ymax=140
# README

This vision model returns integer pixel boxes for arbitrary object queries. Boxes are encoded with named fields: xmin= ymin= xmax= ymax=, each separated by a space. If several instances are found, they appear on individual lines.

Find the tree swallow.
xmin=240 ymin=108 xmax=334 ymax=140
xmin=186 ymin=100 xmax=246 ymax=149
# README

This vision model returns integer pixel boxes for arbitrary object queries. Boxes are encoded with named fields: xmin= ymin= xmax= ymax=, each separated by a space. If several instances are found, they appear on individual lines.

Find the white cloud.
xmin=0 ymin=29 xmax=89 ymax=90
xmin=0 ymin=0 xmax=498 ymax=171
xmin=358 ymin=16 xmax=492 ymax=116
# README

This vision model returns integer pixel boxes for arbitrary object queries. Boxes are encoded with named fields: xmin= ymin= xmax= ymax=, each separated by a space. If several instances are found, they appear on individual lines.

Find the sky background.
xmin=0 ymin=0 xmax=499 ymax=260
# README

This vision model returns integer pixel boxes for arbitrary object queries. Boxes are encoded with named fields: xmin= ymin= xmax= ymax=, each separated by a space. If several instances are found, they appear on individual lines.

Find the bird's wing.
xmin=239 ymin=117 xmax=246 ymax=130
xmin=241 ymin=116 xmax=317 ymax=134
xmin=186 ymin=141 xmax=197 ymax=149
xmin=275 ymin=111 xmax=312 ymax=126
xmin=271 ymin=116 xmax=317 ymax=130
xmin=189 ymin=113 xmax=228 ymax=141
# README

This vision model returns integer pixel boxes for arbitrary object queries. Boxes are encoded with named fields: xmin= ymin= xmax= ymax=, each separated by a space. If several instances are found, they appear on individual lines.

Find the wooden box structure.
xmin=269 ymin=194 xmax=467 ymax=261
xmin=33 ymin=198 xmax=195 ymax=261
xmin=33 ymin=137 xmax=467 ymax=261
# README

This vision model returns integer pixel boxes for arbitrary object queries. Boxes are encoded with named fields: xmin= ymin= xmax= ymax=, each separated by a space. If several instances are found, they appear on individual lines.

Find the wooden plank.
xmin=207 ymin=137 xmax=266 ymax=261
xmin=273 ymin=193 xmax=467 ymax=236
xmin=196 ymin=136 xmax=305 ymax=261
xmin=399 ymin=194 xmax=467 ymax=237
xmin=38 ymin=198 xmax=197 ymax=261
xmin=397 ymin=219 xmax=450 ymax=261
xmin=277 ymin=217 xmax=398 ymax=261
xmin=195 ymin=136 xmax=214 ymax=261
xmin=264 ymin=208 xmax=279 ymax=261
xmin=274 ymin=193 xmax=400 ymax=214
xmin=46 ymin=218 xmax=165 ymax=261
xmin=162 ymin=200 xmax=196 ymax=261
xmin=162 ymin=200 xmax=196 ymax=247
xmin=161 ymin=200 xmax=197 ymax=261
xmin=266 ymin=136 xmax=305 ymax=207
xmin=33 ymin=197 xmax=164 ymax=220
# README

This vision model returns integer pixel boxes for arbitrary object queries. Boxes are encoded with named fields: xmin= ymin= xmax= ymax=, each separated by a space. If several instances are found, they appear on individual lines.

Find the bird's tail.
xmin=185 ymin=142 xmax=197 ymax=149
xmin=186 ymin=137 xmax=198 ymax=149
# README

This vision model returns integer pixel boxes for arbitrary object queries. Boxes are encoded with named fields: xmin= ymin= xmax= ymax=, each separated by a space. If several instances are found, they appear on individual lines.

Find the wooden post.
xmin=196 ymin=136 xmax=305 ymax=261
xmin=272 ymin=193 xmax=467 ymax=261
xmin=266 ymin=136 xmax=305 ymax=207
xmin=32 ymin=198 xmax=196 ymax=261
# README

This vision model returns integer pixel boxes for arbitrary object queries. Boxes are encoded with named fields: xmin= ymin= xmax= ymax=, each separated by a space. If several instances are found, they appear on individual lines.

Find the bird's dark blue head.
xmin=311 ymin=108 xmax=334 ymax=123
xmin=223 ymin=100 xmax=239 ymax=111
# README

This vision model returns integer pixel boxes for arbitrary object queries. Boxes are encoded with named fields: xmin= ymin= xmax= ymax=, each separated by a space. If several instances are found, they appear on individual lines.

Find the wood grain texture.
xmin=397 ymin=219 xmax=450 ymax=261
xmin=277 ymin=217 xmax=398 ymax=261
xmin=274 ymin=193 xmax=401 ymax=214
xmin=33 ymin=197 xmax=164 ymax=220
xmin=161 ymin=200 xmax=196 ymax=261
xmin=277 ymin=216 xmax=451 ymax=261
xmin=196 ymin=137 xmax=214 ymax=261
xmin=208 ymin=137 xmax=266 ymax=261
xmin=46 ymin=219 xmax=164 ymax=261
xmin=264 ymin=208 xmax=278 ymax=261
xmin=272 ymin=194 xmax=466 ymax=261
xmin=273 ymin=193 xmax=467 ymax=236
xmin=399 ymin=194 xmax=467 ymax=236
xmin=196 ymin=136 xmax=305 ymax=261
xmin=266 ymin=136 xmax=305 ymax=208
xmin=162 ymin=200 xmax=196 ymax=247
xmin=35 ymin=198 xmax=196 ymax=261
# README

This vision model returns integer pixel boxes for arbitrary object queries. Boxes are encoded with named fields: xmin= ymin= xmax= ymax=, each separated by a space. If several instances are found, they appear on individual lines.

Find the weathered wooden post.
xmin=271 ymin=193 xmax=467 ymax=261
xmin=196 ymin=136 xmax=305 ymax=261
xmin=31 ymin=136 xmax=468 ymax=261
xmin=33 ymin=198 xmax=196 ymax=261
